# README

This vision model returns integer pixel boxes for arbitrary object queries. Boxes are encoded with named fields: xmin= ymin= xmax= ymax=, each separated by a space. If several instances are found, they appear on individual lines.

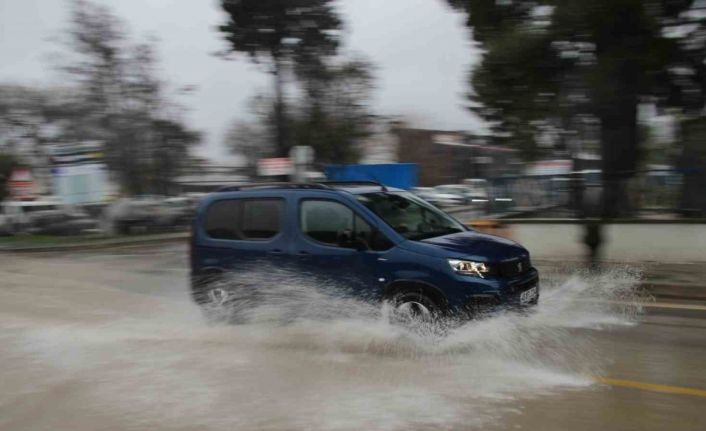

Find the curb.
xmin=0 ymin=232 xmax=189 ymax=253
xmin=497 ymin=218 xmax=706 ymax=224
xmin=447 ymin=204 xmax=559 ymax=219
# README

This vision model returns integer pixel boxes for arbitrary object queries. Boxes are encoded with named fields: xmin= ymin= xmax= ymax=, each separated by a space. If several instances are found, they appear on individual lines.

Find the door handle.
xmin=297 ymin=251 xmax=310 ymax=255
xmin=269 ymin=249 xmax=284 ymax=255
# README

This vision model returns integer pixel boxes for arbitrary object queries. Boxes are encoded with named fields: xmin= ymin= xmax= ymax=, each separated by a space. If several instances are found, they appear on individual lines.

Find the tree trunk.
xmin=272 ymin=58 xmax=289 ymax=157
xmin=594 ymin=57 xmax=640 ymax=218
xmin=599 ymin=96 xmax=638 ymax=218
xmin=679 ymin=118 xmax=706 ymax=216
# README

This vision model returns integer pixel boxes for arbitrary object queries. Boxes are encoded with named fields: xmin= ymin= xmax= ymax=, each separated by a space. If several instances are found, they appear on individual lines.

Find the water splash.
xmin=0 ymin=266 xmax=647 ymax=431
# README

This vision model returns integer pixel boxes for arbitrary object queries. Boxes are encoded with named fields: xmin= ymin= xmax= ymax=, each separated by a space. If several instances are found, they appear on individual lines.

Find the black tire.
xmin=388 ymin=290 xmax=440 ymax=323
xmin=194 ymin=276 xmax=258 ymax=324
xmin=191 ymin=272 xmax=226 ymax=305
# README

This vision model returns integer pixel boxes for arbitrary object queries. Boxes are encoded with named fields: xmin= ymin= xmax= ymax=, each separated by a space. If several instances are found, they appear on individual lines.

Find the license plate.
xmin=520 ymin=286 xmax=538 ymax=304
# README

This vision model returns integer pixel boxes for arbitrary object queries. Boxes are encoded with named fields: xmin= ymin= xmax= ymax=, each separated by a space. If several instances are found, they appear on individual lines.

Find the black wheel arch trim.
xmin=383 ymin=279 xmax=449 ymax=310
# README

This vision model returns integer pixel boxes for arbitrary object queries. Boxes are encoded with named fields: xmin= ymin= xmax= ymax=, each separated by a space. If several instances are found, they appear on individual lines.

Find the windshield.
xmin=357 ymin=191 xmax=466 ymax=240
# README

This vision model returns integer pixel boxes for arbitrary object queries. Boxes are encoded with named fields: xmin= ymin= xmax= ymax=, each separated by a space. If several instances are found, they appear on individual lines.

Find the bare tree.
xmin=224 ymin=121 xmax=272 ymax=177
xmin=292 ymin=57 xmax=376 ymax=163
xmin=60 ymin=0 xmax=199 ymax=195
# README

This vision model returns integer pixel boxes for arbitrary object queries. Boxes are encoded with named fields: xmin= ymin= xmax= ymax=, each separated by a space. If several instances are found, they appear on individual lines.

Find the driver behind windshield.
xmin=357 ymin=192 xmax=465 ymax=240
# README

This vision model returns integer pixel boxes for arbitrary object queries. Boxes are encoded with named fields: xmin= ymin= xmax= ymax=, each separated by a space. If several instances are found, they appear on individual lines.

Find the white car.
xmin=411 ymin=187 xmax=438 ymax=201
xmin=1 ymin=199 xmax=65 ymax=234
xmin=433 ymin=185 xmax=468 ymax=206
xmin=0 ymin=199 xmax=97 ymax=235
xmin=409 ymin=187 xmax=458 ymax=207
xmin=462 ymin=178 xmax=491 ymax=203
xmin=105 ymin=195 xmax=193 ymax=234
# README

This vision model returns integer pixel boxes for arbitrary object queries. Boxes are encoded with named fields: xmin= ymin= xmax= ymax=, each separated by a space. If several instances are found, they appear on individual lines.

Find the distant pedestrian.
xmin=583 ymin=220 xmax=603 ymax=271
xmin=582 ymin=185 xmax=603 ymax=271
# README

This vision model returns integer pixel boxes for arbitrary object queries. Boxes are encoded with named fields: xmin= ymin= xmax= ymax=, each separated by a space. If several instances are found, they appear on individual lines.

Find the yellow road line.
xmin=639 ymin=302 xmax=706 ymax=311
xmin=596 ymin=377 xmax=706 ymax=398
xmin=595 ymin=299 xmax=706 ymax=311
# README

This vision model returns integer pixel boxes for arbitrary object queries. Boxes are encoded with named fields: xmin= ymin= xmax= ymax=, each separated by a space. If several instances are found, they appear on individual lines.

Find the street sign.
xmin=8 ymin=168 xmax=37 ymax=200
xmin=289 ymin=146 xmax=314 ymax=182
xmin=290 ymin=146 xmax=314 ymax=165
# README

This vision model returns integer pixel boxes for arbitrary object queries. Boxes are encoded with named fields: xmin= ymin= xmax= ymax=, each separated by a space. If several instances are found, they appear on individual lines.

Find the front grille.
xmin=509 ymin=275 xmax=538 ymax=294
xmin=497 ymin=255 xmax=531 ymax=277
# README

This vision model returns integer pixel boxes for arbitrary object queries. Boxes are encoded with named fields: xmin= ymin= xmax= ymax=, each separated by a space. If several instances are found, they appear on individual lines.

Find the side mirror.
xmin=369 ymin=229 xmax=394 ymax=251
xmin=348 ymin=238 xmax=368 ymax=251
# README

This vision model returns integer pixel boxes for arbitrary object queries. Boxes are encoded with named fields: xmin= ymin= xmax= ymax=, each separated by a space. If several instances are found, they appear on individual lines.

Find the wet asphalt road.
xmin=0 ymin=243 xmax=704 ymax=431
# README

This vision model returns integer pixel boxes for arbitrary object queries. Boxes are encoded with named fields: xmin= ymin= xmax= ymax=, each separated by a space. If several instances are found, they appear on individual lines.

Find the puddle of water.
xmin=0 ymin=266 xmax=646 ymax=431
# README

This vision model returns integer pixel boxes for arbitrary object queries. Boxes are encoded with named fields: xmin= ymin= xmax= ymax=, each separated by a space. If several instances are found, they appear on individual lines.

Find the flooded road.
xmin=1 ymin=244 xmax=704 ymax=431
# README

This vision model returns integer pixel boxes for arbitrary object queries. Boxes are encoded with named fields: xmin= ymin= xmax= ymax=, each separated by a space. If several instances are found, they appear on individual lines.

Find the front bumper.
xmin=449 ymin=267 xmax=540 ymax=311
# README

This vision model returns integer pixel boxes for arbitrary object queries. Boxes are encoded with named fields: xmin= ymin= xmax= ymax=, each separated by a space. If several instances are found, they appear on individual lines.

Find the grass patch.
xmin=0 ymin=231 xmax=187 ymax=249
xmin=0 ymin=234 xmax=112 ymax=247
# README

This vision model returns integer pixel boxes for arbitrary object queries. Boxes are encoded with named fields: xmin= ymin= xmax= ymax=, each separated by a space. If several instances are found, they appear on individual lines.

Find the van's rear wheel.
xmin=205 ymin=287 xmax=233 ymax=306
xmin=191 ymin=273 xmax=227 ymax=305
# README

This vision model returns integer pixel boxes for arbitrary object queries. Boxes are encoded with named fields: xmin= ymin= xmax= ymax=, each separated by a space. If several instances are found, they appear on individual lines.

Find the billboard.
xmin=257 ymin=158 xmax=293 ymax=176
xmin=48 ymin=141 xmax=112 ymax=204
xmin=52 ymin=163 xmax=110 ymax=204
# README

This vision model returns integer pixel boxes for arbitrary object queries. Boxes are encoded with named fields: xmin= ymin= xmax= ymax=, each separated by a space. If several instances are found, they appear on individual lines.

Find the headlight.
xmin=448 ymin=259 xmax=490 ymax=278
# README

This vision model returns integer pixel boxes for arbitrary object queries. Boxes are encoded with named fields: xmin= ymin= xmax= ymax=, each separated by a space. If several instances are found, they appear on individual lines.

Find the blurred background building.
xmin=394 ymin=127 xmax=521 ymax=185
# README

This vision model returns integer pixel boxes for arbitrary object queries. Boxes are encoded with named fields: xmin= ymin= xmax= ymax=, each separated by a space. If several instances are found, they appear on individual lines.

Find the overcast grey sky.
xmin=0 ymin=0 xmax=484 ymax=160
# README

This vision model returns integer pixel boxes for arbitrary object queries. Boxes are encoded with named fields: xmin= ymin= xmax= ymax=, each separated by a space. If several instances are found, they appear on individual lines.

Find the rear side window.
xmin=240 ymin=199 xmax=283 ymax=239
xmin=204 ymin=198 xmax=283 ymax=240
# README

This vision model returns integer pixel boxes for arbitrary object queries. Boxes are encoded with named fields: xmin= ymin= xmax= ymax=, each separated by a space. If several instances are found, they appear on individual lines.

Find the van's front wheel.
xmin=388 ymin=291 xmax=439 ymax=324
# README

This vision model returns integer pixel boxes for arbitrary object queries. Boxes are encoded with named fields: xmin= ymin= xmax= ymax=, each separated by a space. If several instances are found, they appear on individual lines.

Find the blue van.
xmin=190 ymin=182 xmax=538 ymax=318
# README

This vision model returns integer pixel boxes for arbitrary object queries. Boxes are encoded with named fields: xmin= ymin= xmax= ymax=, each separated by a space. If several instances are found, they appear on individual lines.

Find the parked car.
xmin=410 ymin=187 xmax=453 ymax=207
xmin=105 ymin=196 xmax=186 ymax=234
xmin=462 ymin=179 xmax=491 ymax=202
xmin=433 ymin=185 xmax=472 ymax=206
xmin=0 ymin=200 xmax=98 ymax=235
xmin=190 ymin=182 xmax=539 ymax=319
xmin=410 ymin=186 xmax=435 ymax=199
xmin=426 ymin=185 xmax=464 ymax=206
xmin=0 ymin=213 xmax=10 ymax=236
xmin=1 ymin=199 xmax=61 ymax=233
xmin=164 ymin=196 xmax=198 ymax=225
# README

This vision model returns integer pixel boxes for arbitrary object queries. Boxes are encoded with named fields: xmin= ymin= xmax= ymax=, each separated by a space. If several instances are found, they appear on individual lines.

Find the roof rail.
xmin=217 ymin=182 xmax=332 ymax=192
xmin=319 ymin=180 xmax=388 ymax=192
xmin=217 ymin=180 xmax=390 ymax=193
